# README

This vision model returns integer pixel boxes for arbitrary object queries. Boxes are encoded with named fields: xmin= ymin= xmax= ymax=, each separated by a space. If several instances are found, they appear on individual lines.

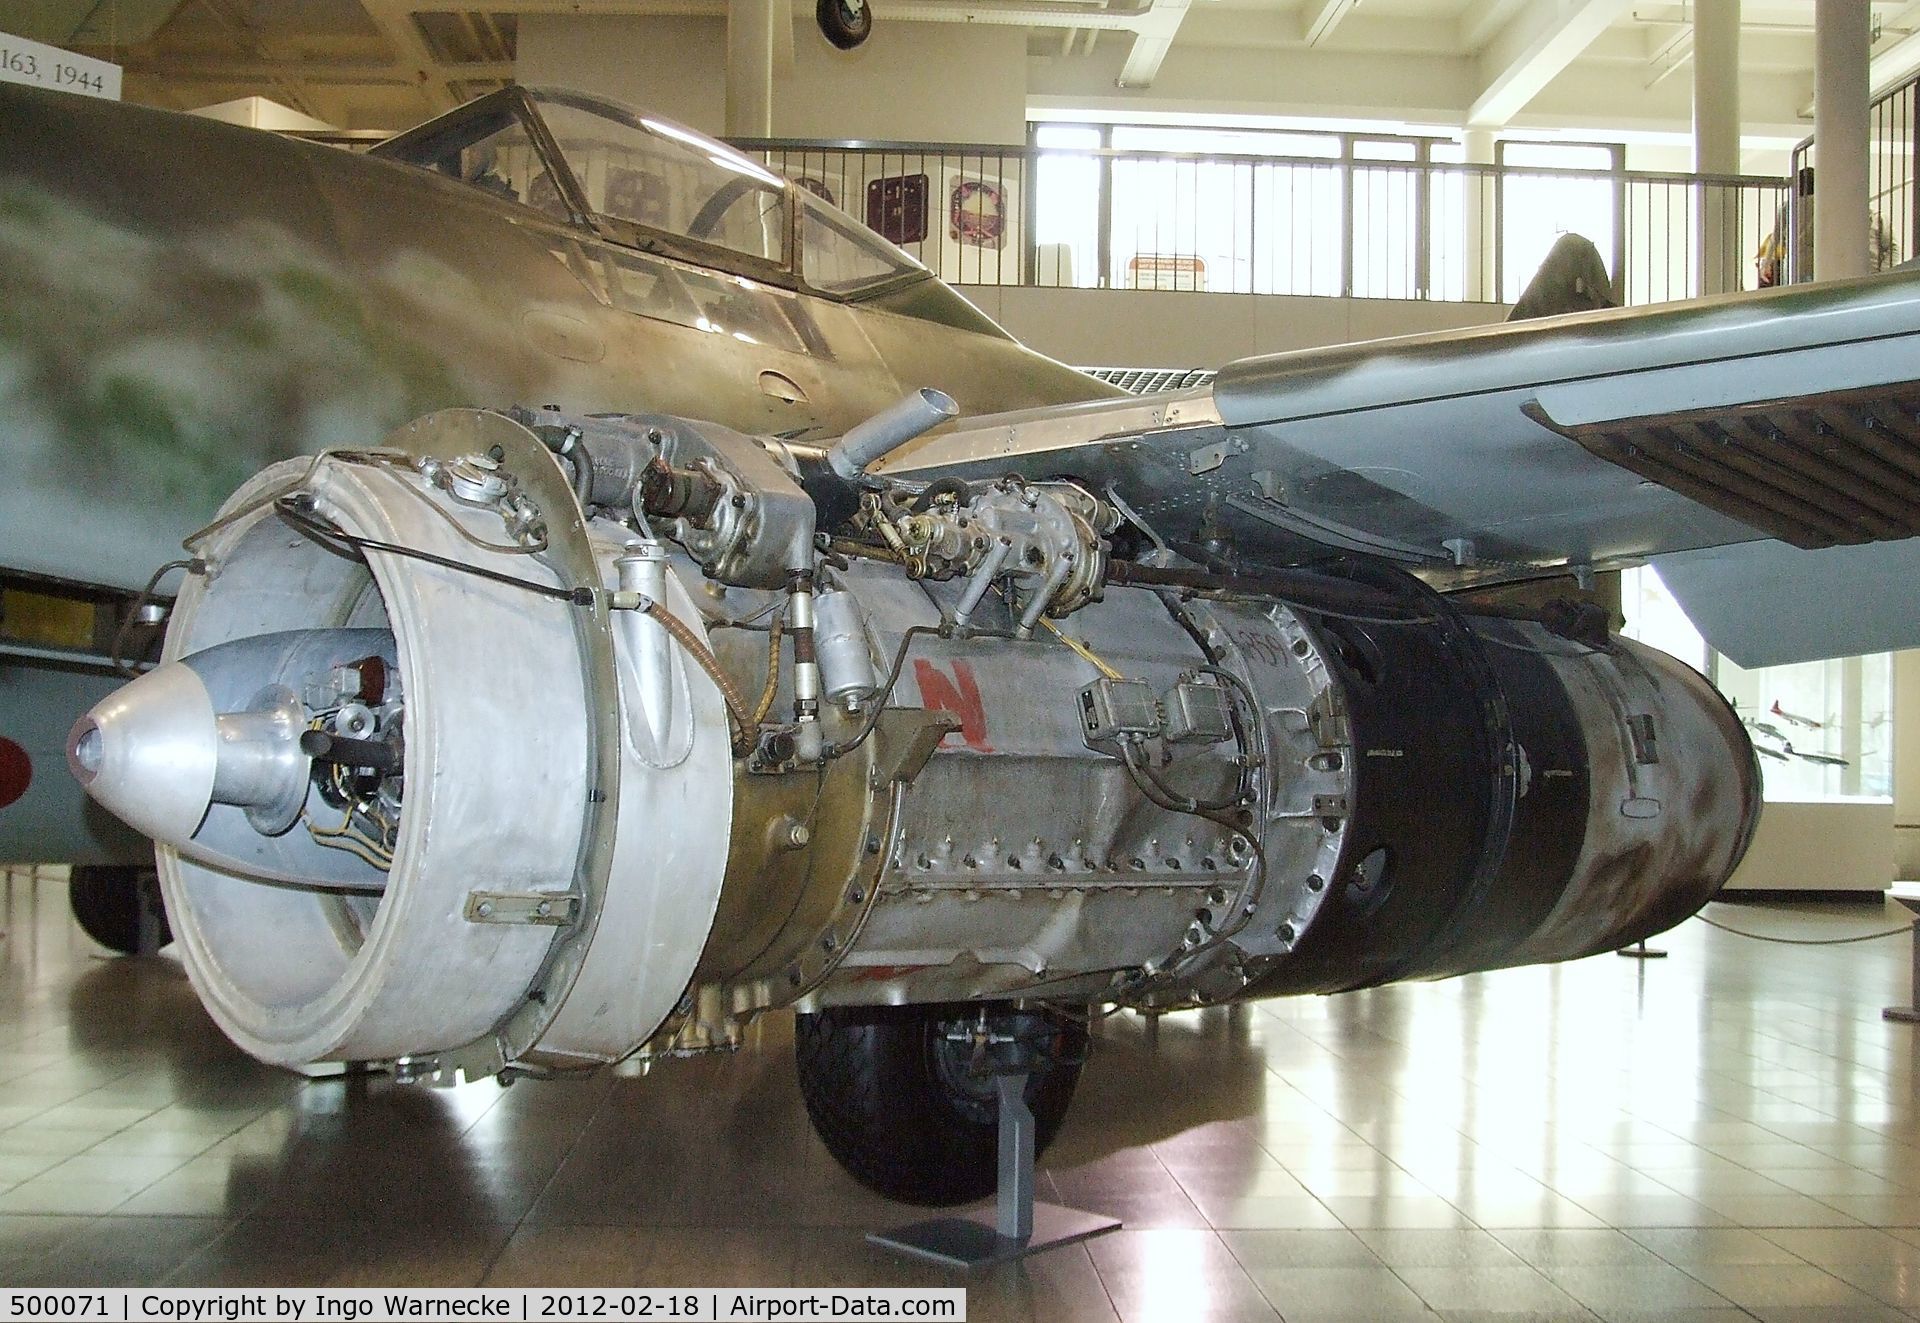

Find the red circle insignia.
xmin=0 ymin=737 xmax=31 ymax=811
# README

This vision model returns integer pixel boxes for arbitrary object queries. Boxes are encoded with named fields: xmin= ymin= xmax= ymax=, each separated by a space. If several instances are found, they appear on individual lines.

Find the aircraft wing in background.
xmin=881 ymin=267 xmax=1920 ymax=667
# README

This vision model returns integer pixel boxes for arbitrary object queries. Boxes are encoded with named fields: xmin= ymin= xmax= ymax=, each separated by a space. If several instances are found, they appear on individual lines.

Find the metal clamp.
xmin=465 ymin=890 xmax=582 ymax=926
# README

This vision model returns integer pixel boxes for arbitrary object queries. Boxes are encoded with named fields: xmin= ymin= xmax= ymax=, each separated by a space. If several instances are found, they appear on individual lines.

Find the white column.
xmin=1463 ymin=129 xmax=1497 ymax=302
xmin=1693 ymin=0 xmax=1740 ymax=294
xmin=1692 ymin=0 xmax=1741 ymax=173
xmin=726 ymin=0 xmax=776 ymax=139
xmin=1896 ymin=651 xmax=1920 ymax=880
xmin=1814 ymin=0 xmax=1872 ymax=280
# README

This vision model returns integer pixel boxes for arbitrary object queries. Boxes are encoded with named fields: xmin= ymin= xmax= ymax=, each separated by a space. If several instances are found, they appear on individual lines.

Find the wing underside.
xmin=880 ymin=268 xmax=1920 ymax=666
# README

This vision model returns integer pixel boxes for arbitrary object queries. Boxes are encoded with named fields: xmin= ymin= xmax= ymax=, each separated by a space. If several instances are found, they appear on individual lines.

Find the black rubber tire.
xmin=68 ymin=865 xmax=171 ymax=954
xmin=794 ymin=1002 xmax=1087 ymax=1206
xmin=816 ymin=0 xmax=872 ymax=51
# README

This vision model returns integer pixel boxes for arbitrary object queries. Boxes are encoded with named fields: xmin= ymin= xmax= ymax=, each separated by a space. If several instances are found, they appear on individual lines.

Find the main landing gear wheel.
xmin=68 ymin=864 xmax=171 ymax=954
xmin=794 ymin=1002 xmax=1088 ymax=1206
xmin=816 ymin=0 xmax=871 ymax=50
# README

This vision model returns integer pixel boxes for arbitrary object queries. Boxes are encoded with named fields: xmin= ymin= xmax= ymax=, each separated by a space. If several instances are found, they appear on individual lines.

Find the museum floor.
xmin=4 ymin=868 xmax=1920 ymax=1321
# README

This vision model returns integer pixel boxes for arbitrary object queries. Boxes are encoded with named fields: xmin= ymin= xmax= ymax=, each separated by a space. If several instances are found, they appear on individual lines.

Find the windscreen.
xmin=800 ymin=197 xmax=921 ymax=295
xmin=533 ymin=91 xmax=790 ymax=265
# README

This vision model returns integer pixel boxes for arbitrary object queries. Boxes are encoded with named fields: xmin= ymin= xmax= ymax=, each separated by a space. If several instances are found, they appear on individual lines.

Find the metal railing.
xmin=738 ymin=136 xmax=1790 ymax=308
xmin=1788 ymin=68 xmax=1919 ymax=283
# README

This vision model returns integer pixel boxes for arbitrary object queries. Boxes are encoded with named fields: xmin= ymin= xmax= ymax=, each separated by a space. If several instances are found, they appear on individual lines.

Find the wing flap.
xmin=1525 ymin=383 xmax=1920 ymax=550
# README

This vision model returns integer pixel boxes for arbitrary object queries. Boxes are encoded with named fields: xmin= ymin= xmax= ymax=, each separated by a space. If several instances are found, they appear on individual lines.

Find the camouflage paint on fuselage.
xmin=0 ymin=82 xmax=1113 ymax=592
xmin=0 ymin=81 xmax=1115 ymax=863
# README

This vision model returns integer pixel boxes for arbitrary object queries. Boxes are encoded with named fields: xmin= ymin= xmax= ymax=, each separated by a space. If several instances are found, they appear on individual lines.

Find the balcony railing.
xmin=736 ymin=136 xmax=1791 ymax=309
xmin=1786 ymin=67 xmax=1920 ymax=284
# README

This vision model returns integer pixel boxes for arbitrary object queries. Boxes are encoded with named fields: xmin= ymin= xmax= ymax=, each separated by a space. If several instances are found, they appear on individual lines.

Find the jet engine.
xmin=70 ymin=402 xmax=1760 ymax=1204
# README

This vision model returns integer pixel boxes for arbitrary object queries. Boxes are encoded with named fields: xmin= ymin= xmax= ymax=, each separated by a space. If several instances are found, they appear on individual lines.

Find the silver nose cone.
xmin=68 ymin=661 xmax=220 ymax=847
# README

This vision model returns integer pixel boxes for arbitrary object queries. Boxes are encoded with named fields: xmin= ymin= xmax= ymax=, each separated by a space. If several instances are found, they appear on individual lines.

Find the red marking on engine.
xmin=912 ymin=658 xmax=993 ymax=753
xmin=848 ymin=964 xmax=928 ymax=983
xmin=0 ymin=738 xmax=30 ymax=811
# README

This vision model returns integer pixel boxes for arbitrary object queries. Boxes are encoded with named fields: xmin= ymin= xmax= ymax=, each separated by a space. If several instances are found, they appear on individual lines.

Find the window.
xmin=457 ymin=120 xmax=568 ymax=220
xmin=1717 ymin=653 xmax=1892 ymax=800
xmin=800 ymin=197 xmax=920 ymax=295
xmin=1621 ymin=566 xmax=1892 ymax=801
xmin=1497 ymin=141 xmax=1621 ymax=304
xmin=1032 ymin=125 xmax=1101 ymax=288
xmin=1619 ymin=566 xmax=1707 ymax=672
xmin=1353 ymin=139 xmax=1421 ymax=299
xmin=533 ymin=91 xmax=791 ymax=265
xmin=382 ymin=110 xmax=570 ymax=223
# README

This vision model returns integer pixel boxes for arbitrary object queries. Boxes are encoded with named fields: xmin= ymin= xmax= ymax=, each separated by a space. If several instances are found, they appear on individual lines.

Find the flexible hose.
xmin=640 ymin=597 xmax=758 ymax=757
xmin=751 ymin=617 xmax=785 ymax=726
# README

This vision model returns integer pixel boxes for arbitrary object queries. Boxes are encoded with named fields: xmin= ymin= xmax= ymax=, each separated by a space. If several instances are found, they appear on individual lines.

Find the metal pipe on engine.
xmin=788 ymin=570 xmax=823 ymax=762
xmin=950 ymin=538 xmax=1012 ymax=636
xmin=826 ymin=389 xmax=960 ymax=481
xmin=1015 ymin=551 xmax=1077 ymax=639
xmin=614 ymin=541 xmax=679 ymax=758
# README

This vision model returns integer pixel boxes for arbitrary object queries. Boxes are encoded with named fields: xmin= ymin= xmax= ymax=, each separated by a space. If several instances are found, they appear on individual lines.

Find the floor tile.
xmin=6 ymin=870 xmax=1920 ymax=1310
xmin=1394 ymin=1264 xmax=1584 ymax=1313
xmin=1535 ymin=1263 xmax=1738 ymax=1313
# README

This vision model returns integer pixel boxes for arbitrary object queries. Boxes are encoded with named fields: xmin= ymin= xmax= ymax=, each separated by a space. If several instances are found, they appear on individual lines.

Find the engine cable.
xmin=820 ymin=625 xmax=947 ymax=758
xmin=1134 ymin=599 xmax=1274 ymax=984
xmin=275 ymin=497 xmax=585 ymax=604
xmin=276 ymin=497 xmax=755 ymax=752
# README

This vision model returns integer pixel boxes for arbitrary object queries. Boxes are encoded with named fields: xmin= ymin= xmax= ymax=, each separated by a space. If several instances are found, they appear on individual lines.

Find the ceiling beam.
xmin=1469 ymin=0 xmax=1634 ymax=125
xmin=1116 ymin=0 xmax=1190 ymax=86
xmin=358 ymin=0 xmax=460 ymax=110
xmin=1459 ymin=0 xmax=1530 ymax=51
xmin=121 ymin=57 xmax=514 ymax=84
xmin=182 ymin=0 xmax=322 ymax=118
xmin=1299 ymin=0 xmax=1358 ymax=47
xmin=1871 ymin=24 xmax=1920 ymax=89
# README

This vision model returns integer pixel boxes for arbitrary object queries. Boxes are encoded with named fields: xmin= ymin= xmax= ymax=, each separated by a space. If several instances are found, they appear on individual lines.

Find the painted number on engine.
xmin=913 ymin=659 xmax=994 ymax=753
xmin=1225 ymin=626 xmax=1290 ymax=670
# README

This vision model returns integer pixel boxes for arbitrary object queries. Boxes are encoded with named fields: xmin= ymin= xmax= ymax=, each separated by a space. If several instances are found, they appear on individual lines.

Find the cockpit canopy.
xmin=373 ymin=85 xmax=925 ymax=300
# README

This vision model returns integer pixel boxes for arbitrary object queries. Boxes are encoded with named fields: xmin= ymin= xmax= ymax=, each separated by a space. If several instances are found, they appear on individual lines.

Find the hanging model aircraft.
xmin=11 ymin=79 xmax=1920 ymax=1206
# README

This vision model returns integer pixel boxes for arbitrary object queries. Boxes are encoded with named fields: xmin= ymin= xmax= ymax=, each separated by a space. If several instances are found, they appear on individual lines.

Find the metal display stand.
xmin=1884 ymin=911 xmax=1920 ymax=1023
xmin=1616 ymin=939 xmax=1666 ymax=959
xmin=868 ymin=1073 xmax=1120 ymax=1270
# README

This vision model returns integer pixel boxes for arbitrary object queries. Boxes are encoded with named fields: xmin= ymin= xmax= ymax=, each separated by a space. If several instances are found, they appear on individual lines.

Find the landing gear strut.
xmin=794 ymin=1002 xmax=1086 ymax=1206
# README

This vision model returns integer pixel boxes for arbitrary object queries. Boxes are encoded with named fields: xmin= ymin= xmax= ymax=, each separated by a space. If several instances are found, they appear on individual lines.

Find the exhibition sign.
xmin=0 ymin=33 xmax=120 ymax=100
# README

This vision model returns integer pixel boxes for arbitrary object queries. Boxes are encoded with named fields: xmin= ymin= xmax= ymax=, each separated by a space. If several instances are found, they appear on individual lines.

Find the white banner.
xmin=0 ymin=1289 xmax=966 ymax=1322
xmin=0 ymin=33 xmax=121 ymax=100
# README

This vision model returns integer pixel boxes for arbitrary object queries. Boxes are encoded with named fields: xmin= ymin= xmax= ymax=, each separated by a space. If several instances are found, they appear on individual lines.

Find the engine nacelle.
xmin=70 ymin=407 xmax=1760 ymax=1081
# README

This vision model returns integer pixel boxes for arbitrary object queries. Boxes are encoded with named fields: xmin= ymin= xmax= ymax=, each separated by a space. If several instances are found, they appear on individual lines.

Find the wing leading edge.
xmin=880 ymin=268 xmax=1920 ymax=666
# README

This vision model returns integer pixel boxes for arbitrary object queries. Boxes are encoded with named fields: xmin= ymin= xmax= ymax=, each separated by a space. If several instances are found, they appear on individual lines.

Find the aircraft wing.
xmin=879 ymin=268 xmax=1920 ymax=667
